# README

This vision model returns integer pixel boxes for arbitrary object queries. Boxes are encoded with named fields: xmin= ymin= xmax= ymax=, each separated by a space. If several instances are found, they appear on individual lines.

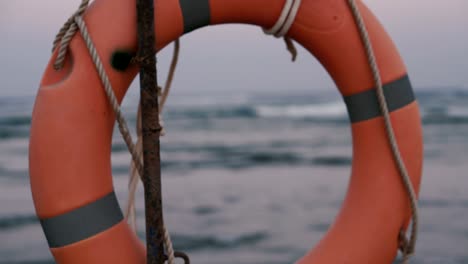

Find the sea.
xmin=0 ymin=88 xmax=467 ymax=264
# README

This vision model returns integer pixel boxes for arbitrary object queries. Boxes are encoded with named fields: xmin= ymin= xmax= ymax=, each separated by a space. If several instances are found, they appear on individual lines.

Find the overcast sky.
xmin=1 ymin=0 xmax=467 ymax=97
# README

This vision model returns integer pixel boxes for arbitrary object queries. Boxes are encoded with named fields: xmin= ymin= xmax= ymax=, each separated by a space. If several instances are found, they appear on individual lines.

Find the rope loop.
xmin=52 ymin=0 xmax=90 ymax=70
xmin=399 ymin=229 xmax=413 ymax=255
xmin=263 ymin=0 xmax=302 ymax=61
xmin=263 ymin=0 xmax=302 ymax=38
xmin=164 ymin=251 xmax=191 ymax=264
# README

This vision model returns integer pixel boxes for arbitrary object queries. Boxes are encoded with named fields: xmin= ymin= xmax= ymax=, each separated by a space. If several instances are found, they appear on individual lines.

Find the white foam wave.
xmin=447 ymin=106 xmax=468 ymax=118
xmin=255 ymin=102 xmax=347 ymax=119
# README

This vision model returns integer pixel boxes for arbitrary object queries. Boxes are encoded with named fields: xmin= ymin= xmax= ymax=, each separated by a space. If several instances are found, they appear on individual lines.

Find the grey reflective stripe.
xmin=344 ymin=75 xmax=415 ymax=123
xmin=179 ymin=0 xmax=211 ymax=33
xmin=40 ymin=192 xmax=123 ymax=248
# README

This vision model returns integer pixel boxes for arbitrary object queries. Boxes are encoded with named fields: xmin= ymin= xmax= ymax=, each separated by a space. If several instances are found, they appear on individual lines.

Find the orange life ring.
xmin=29 ymin=0 xmax=423 ymax=263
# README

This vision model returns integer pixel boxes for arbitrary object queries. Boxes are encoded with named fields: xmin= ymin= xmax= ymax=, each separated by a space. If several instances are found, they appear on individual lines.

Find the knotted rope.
xmin=51 ymin=1 xmax=176 ymax=263
xmin=263 ymin=0 xmax=302 ymax=61
xmin=347 ymin=0 xmax=419 ymax=263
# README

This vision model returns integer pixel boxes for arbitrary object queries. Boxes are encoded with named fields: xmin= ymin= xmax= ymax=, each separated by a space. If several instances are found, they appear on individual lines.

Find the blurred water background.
xmin=2 ymin=0 xmax=468 ymax=263
xmin=0 ymin=87 xmax=467 ymax=263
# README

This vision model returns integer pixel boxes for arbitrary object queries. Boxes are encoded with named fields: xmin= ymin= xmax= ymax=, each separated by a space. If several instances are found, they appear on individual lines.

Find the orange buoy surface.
xmin=30 ymin=0 xmax=423 ymax=263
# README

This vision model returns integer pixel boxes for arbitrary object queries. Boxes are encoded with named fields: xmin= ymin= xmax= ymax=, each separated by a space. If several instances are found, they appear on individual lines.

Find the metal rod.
xmin=136 ymin=0 xmax=165 ymax=263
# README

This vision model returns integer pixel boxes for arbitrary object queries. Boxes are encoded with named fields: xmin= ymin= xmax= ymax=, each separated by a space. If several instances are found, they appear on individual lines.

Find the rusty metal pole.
xmin=136 ymin=0 xmax=165 ymax=263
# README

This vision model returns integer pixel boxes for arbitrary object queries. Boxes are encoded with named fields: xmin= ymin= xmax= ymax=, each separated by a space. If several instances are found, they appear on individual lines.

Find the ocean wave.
xmin=167 ymin=94 xmax=251 ymax=108
xmin=255 ymin=102 xmax=347 ymax=120
xmin=165 ymin=103 xmax=468 ymax=124
xmin=311 ymin=156 xmax=351 ymax=166
xmin=244 ymin=152 xmax=302 ymax=164
xmin=164 ymin=97 xmax=468 ymax=125
xmin=2 ymin=91 xmax=468 ymax=146
xmin=3 ymin=100 xmax=468 ymax=144
xmin=308 ymin=222 xmax=330 ymax=232
xmin=113 ymin=142 xmax=308 ymax=154
xmin=419 ymin=199 xmax=468 ymax=208
xmin=447 ymin=106 xmax=468 ymax=119
xmin=167 ymin=106 xmax=257 ymax=120
xmin=193 ymin=205 xmax=220 ymax=215
xmin=0 ymin=115 xmax=31 ymax=140
xmin=0 ymin=261 xmax=54 ymax=264
xmin=0 ymin=116 xmax=31 ymax=126
xmin=0 ymin=130 xmax=22 ymax=140
xmin=0 ymin=214 xmax=38 ymax=230
xmin=110 ymin=153 xmax=350 ymax=175
xmin=168 ymin=231 xmax=269 ymax=251
xmin=422 ymin=105 xmax=468 ymax=124
xmin=0 ymin=127 xmax=30 ymax=139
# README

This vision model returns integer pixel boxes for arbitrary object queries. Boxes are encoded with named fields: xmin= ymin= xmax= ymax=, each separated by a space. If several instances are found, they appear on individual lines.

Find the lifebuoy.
xmin=30 ymin=0 xmax=423 ymax=263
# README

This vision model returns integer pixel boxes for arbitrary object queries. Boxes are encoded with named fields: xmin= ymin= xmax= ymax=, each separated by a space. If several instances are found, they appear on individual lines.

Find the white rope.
xmin=52 ymin=0 xmax=90 ymax=69
xmin=263 ymin=0 xmax=302 ymax=61
xmin=52 ymin=2 xmax=176 ymax=263
xmin=263 ymin=0 xmax=302 ymax=38
xmin=346 ymin=1 xmax=419 ymax=263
